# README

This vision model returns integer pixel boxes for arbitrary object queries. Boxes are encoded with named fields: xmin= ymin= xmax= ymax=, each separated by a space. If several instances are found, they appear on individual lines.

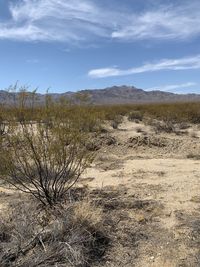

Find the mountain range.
xmin=0 ymin=85 xmax=200 ymax=105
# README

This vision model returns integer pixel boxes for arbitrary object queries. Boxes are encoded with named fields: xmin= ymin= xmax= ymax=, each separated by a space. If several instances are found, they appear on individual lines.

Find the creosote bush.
xmin=1 ymin=85 xmax=200 ymax=208
xmin=1 ymin=120 xmax=92 ymax=207
xmin=0 ymin=88 xmax=94 ymax=207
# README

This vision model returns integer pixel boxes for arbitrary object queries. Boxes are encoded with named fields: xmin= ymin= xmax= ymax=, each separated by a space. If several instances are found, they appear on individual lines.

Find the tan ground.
xmin=1 ymin=117 xmax=200 ymax=266
xmin=82 ymin=118 xmax=200 ymax=267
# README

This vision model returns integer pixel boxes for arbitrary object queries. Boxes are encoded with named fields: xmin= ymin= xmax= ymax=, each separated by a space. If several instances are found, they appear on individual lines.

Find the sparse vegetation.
xmin=0 ymin=91 xmax=94 ymax=207
xmin=1 ymin=85 xmax=200 ymax=266
xmin=128 ymin=110 xmax=143 ymax=122
xmin=110 ymin=115 xmax=123 ymax=129
xmin=0 ymin=197 xmax=109 ymax=267
xmin=150 ymin=119 xmax=176 ymax=134
xmin=187 ymin=153 xmax=200 ymax=160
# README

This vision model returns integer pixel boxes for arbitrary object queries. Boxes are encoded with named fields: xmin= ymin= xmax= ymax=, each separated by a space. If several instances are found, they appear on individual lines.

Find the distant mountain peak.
xmin=0 ymin=85 xmax=200 ymax=105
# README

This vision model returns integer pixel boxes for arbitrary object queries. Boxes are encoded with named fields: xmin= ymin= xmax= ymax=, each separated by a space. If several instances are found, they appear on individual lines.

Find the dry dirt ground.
xmin=0 ymin=118 xmax=200 ymax=267
xmin=81 ymin=118 xmax=200 ymax=267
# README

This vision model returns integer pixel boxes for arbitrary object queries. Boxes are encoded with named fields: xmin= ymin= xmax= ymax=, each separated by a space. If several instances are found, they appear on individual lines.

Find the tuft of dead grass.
xmin=0 ymin=197 xmax=110 ymax=267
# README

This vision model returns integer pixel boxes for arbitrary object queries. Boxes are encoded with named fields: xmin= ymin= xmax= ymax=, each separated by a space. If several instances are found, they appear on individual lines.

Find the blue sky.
xmin=0 ymin=0 xmax=200 ymax=94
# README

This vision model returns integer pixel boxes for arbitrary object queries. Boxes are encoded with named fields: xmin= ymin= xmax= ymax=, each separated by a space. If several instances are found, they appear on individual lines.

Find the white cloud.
xmin=88 ymin=55 xmax=200 ymax=78
xmin=0 ymin=0 xmax=119 ymax=42
xmin=112 ymin=2 xmax=200 ymax=41
xmin=0 ymin=0 xmax=200 ymax=43
xmin=146 ymin=82 xmax=197 ymax=92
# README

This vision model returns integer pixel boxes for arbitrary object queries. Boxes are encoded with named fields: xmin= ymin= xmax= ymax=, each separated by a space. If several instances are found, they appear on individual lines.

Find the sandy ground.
xmin=0 ymin=118 xmax=200 ymax=266
xmin=81 ymin=118 xmax=200 ymax=267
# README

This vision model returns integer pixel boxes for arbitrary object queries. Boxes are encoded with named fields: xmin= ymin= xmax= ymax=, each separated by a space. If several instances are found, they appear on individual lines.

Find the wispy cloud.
xmin=0 ymin=0 xmax=119 ymax=42
xmin=88 ymin=55 xmax=200 ymax=78
xmin=112 ymin=2 xmax=200 ymax=41
xmin=0 ymin=0 xmax=200 ymax=43
xmin=146 ymin=82 xmax=197 ymax=93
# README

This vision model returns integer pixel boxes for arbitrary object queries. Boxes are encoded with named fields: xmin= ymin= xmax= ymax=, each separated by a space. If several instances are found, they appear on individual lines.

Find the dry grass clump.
xmin=128 ymin=135 xmax=167 ymax=148
xmin=147 ymin=119 xmax=176 ymax=134
xmin=0 ymin=197 xmax=109 ymax=267
xmin=85 ymin=133 xmax=117 ymax=151
xmin=0 ymin=117 xmax=6 ymax=137
xmin=128 ymin=111 xmax=143 ymax=122
xmin=147 ymin=119 xmax=190 ymax=135
xmin=178 ymin=122 xmax=190 ymax=130
xmin=110 ymin=115 xmax=123 ymax=129
xmin=187 ymin=153 xmax=200 ymax=160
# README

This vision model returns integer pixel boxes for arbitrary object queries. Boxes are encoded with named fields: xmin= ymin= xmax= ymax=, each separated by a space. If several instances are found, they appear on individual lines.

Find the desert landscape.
xmin=83 ymin=117 xmax=200 ymax=266
xmin=0 ymin=97 xmax=200 ymax=267
xmin=1 ymin=0 xmax=200 ymax=266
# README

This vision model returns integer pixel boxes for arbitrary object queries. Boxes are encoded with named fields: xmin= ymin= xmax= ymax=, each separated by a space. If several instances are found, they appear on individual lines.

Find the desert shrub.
xmin=187 ymin=153 xmax=200 ymax=160
xmin=85 ymin=133 xmax=117 ymax=151
xmin=128 ymin=111 xmax=143 ymax=122
xmin=178 ymin=122 xmax=190 ymax=130
xmin=111 ymin=121 xmax=118 ymax=129
xmin=128 ymin=135 xmax=167 ymax=147
xmin=0 ymin=118 xmax=93 ymax=207
xmin=0 ymin=116 xmax=6 ymax=137
xmin=149 ymin=119 xmax=176 ymax=134
xmin=0 ymin=87 xmax=94 ymax=207
xmin=0 ymin=199 xmax=109 ymax=267
xmin=72 ymin=107 xmax=103 ymax=133
xmin=111 ymin=115 xmax=123 ymax=129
